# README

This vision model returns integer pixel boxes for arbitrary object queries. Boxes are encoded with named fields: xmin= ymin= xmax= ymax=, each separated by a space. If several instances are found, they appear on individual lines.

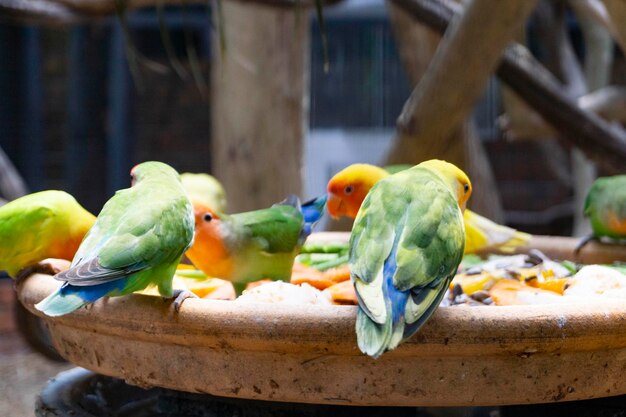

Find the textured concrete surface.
xmin=0 ymin=279 xmax=71 ymax=417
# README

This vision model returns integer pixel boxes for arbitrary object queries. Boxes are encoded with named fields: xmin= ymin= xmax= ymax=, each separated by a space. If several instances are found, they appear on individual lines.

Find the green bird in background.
xmin=577 ymin=175 xmax=626 ymax=252
xmin=185 ymin=195 xmax=325 ymax=294
xmin=36 ymin=161 xmax=195 ymax=317
xmin=181 ymin=172 xmax=227 ymax=214
xmin=350 ymin=160 xmax=472 ymax=358
xmin=0 ymin=190 xmax=95 ymax=280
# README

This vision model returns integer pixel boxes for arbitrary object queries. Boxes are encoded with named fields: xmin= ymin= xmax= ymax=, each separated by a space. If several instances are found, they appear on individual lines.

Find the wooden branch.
xmin=0 ymin=0 xmax=81 ymax=25
xmin=539 ymin=1 xmax=587 ymax=96
xmin=595 ymin=0 xmax=626 ymax=53
xmin=0 ymin=0 xmax=343 ymax=25
xmin=498 ymin=50 xmax=626 ymax=174
xmin=501 ymin=86 xmax=626 ymax=139
xmin=579 ymin=86 xmax=626 ymax=124
xmin=391 ymin=0 xmax=626 ymax=174
xmin=497 ymin=10 xmax=553 ymax=142
xmin=570 ymin=0 xmax=614 ymax=91
xmin=394 ymin=0 xmax=539 ymax=147
xmin=569 ymin=0 xmax=626 ymax=52
xmin=386 ymin=0 xmax=504 ymax=222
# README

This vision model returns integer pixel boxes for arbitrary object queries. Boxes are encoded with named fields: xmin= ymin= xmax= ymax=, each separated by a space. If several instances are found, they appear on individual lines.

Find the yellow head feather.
xmin=417 ymin=159 xmax=472 ymax=211
xmin=326 ymin=164 xmax=390 ymax=219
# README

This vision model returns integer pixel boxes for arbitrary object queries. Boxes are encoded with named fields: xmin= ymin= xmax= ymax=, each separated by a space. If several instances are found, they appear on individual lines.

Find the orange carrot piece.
xmin=536 ymin=278 xmax=569 ymax=295
xmin=489 ymin=279 xmax=564 ymax=306
xmin=324 ymin=280 xmax=357 ymax=305
xmin=489 ymin=280 xmax=526 ymax=306
xmin=322 ymin=265 xmax=351 ymax=283
xmin=245 ymin=279 xmax=274 ymax=291
xmin=291 ymin=262 xmax=335 ymax=289
xmin=203 ymin=281 xmax=236 ymax=300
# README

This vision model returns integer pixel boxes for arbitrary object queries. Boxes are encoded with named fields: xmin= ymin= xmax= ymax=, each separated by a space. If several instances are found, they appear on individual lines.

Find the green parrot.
xmin=576 ymin=175 xmax=626 ymax=252
xmin=350 ymin=160 xmax=472 ymax=358
xmin=184 ymin=195 xmax=325 ymax=294
xmin=0 ymin=190 xmax=95 ymax=279
xmin=181 ymin=172 xmax=227 ymax=214
xmin=35 ymin=161 xmax=195 ymax=317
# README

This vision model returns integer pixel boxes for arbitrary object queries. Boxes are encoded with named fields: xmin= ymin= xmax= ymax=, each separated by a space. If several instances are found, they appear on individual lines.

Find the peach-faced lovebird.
xmin=350 ymin=160 xmax=471 ymax=358
xmin=181 ymin=172 xmax=227 ymax=214
xmin=35 ymin=162 xmax=195 ymax=317
xmin=0 ymin=190 xmax=95 ymax=280
xmin=576 ymin=175 xmax=626 ymax=252
xmin=185 ymin=195 xmax=324 ymax=293
xmin=327 ymin=163 xmax=529 ymax=254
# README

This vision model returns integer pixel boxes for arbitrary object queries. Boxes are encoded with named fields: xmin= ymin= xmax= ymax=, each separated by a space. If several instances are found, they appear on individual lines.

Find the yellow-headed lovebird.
xmin=185 ymin=195 xmax=325 ymax=294
xmin=0 ymin=190 xmax=95 ymax=279
xmin=576 ymin=175 xmax=626 ymax=252
xmin=35 ymin=162 xmax=195 ymax=317
xmin=327 ymin=163 xmax=529 ymax=254
xmin=181 ymin=172 xmax=227 ymax=214
xmin=350 ymin=160 xmax=471 ymax=358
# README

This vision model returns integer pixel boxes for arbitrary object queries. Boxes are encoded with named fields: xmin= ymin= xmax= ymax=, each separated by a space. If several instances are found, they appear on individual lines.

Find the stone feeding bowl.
xmin=17 ymin=233 xmax=626 ymax=407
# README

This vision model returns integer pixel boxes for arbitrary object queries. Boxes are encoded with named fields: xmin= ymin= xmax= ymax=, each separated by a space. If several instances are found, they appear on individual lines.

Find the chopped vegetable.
xmin=323 ymin=280 xmax=357 ymax=305
xmin=489 ymin=280 xmax=564 ymax=306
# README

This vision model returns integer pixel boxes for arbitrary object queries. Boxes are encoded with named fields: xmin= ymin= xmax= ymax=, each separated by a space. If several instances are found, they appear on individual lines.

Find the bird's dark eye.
xmin=344 ymin=185 xmax=353 ymax=195
xmin=203 ymin=213 xmax=213 ymax=222
xmin=464 ymin=184 xmax=470 ymax=193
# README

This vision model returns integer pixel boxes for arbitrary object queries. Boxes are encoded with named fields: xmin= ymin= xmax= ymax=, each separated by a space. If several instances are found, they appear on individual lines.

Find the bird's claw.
xmin=574 ymin=234 xmax=596 ymax=257
xmin=14 ymin=259 xmax=71 ymax=289
xmin=172 ymin=289 xmax=198 ymax=312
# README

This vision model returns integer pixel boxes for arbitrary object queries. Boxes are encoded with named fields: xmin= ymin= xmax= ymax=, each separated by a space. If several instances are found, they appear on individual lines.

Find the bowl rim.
xmin=18 ymin=271 xmax=626 ymax=358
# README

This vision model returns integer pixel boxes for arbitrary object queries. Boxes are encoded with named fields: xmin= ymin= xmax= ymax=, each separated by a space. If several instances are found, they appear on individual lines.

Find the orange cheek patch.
xmin=607 ymin=211 xmax=626 ymax=235
xmin=186 ymin=225 xmax=234 ymax=279
xmin=51 ymin=235 xmax=84 ymax=261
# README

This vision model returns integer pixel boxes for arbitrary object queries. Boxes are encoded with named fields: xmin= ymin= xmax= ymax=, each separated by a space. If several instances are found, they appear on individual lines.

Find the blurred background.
xmin=2 ymin=0 xmax=623 ymax=235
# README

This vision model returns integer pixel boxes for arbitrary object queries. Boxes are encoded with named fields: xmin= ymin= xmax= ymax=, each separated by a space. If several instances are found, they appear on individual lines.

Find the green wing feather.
xmin=64 ymin=178 xmax=194 ymax=287
xmin=216 ymin=198 xmax=305 ymax=287
xmin=228 ymin=205 xmax=304 ymax=254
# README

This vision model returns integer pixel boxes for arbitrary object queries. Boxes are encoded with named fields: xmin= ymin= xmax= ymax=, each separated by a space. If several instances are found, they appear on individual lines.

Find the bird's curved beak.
xmin=326 ymin=193 xmax=345 ymax=220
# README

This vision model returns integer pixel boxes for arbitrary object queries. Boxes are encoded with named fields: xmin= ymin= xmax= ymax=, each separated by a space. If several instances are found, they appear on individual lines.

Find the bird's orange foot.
xmin=14 ymin=259 xmax=71 ymax=289
xmin=172 ymin=289 xmax=198 ymax=312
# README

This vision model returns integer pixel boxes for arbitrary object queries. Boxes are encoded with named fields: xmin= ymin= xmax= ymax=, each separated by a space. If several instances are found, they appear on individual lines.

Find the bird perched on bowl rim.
xmin=35 ymin=161 xmax=195 ymax=317
xmin=349 ymin=159 xmax=471 ymax=357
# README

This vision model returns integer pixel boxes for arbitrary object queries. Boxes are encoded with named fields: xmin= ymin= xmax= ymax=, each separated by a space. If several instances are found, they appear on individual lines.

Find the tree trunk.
xmin=211 ymin=1 xmax=309 ymax=212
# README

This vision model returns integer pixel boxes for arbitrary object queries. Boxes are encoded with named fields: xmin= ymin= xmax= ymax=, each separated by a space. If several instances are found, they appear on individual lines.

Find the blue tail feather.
xmin=300 ymin=195 xmax=327 ymax=241
xmin=383 ymin=248 xmax=409 ymax=327
xmin=36 ymin=279 xmax=127 ymax=317
xmin=59 ymin=279 xmax=127 ymax=302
